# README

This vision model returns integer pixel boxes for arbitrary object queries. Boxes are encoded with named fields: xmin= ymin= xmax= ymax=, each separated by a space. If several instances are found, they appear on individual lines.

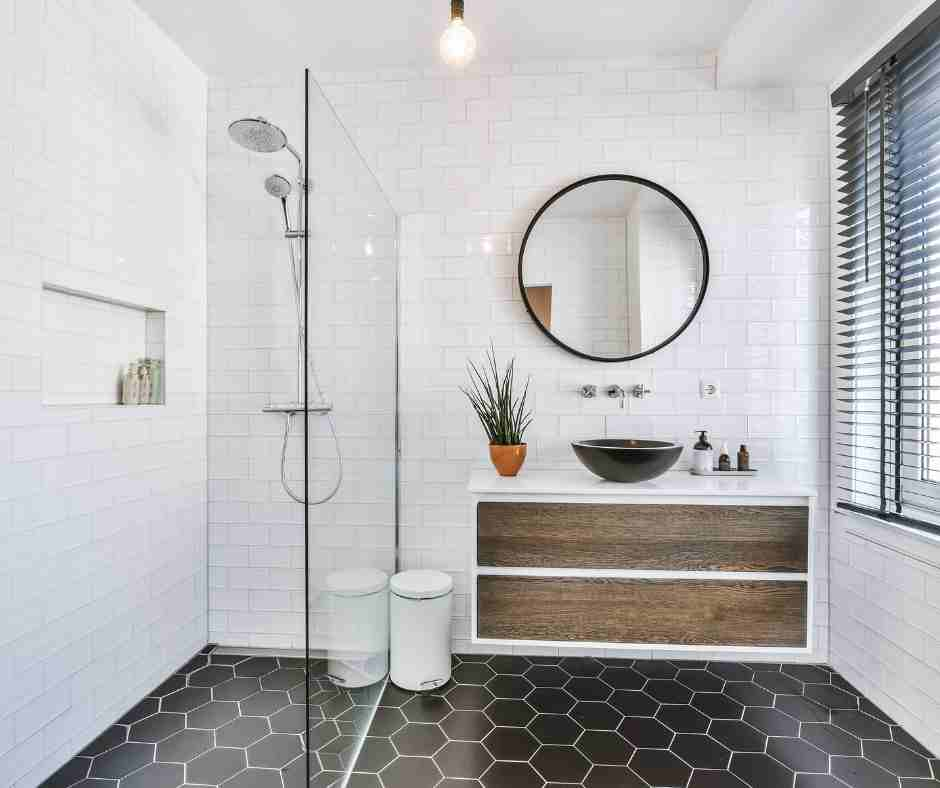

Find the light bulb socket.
xmin=451 ymin=0 xmax=464 ymax=20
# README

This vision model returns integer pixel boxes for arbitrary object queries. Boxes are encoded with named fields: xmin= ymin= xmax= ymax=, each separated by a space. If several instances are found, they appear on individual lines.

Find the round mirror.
xmin=519 ymin=175 xmax=709 ymax=362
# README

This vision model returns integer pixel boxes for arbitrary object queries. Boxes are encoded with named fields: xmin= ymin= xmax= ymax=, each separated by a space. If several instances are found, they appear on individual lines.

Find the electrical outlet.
xmin=700 ymin=380 xmax=720 ymax=399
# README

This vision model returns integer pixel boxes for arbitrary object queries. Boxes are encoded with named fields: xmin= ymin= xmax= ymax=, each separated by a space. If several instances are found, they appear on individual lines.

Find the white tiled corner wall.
xmin=313 ymin=55 xmax=832 ymax=659
xmin=0 ymin=0 xmax=208 ymax=785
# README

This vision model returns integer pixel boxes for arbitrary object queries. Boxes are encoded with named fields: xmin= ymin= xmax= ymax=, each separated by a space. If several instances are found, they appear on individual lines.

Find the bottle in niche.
xmin=123 ymin=362 xmax=139 ymax=405
xmin=138 ymin=360 xmax=152 ymax=404
xmin=718 ymin=442 xmax=731 ymax=472
xmin=737 ymin=444 xmax=750 ymax=471
xmin=692 ymin=430 xmax=713 ymax=474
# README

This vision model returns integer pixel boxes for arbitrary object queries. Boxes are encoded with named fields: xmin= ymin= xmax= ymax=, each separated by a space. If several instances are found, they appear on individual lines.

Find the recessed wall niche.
xmin=41 ymin=283 xmax=166 ymax=406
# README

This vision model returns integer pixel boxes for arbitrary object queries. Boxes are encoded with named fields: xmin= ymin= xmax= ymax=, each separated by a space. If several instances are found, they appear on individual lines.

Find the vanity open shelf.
xmin=469 ymin=469 xmax=816 ymax=657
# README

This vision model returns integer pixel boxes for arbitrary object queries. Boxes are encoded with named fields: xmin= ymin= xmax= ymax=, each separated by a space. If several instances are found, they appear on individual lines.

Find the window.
xmin=833 ymin=7 xmax=940 ymax=531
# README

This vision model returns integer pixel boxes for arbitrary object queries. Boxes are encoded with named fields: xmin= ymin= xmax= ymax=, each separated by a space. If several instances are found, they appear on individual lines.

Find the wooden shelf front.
xmin=477 ymin=575 xmax=807 ymax=647
xmin=477 ymin=502 xmax=808 ymax=572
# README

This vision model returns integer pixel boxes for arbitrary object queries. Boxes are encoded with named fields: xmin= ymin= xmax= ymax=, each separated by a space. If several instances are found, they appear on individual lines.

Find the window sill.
xmin=834 ymin=502 xmax=940 ymax=548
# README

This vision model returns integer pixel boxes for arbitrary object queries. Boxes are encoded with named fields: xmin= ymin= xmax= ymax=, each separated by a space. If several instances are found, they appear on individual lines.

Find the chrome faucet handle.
xmin=580 ymin=384 xmax=598 ymax=399
xmin=607 ymin=385 xmax=626 ymax=409
xmin=632 ymin=384 xmax=652 ymax=399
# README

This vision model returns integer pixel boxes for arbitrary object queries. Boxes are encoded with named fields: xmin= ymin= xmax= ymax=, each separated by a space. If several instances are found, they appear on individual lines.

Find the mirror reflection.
xmin=519 ymin=176 xmax=707 ymax=361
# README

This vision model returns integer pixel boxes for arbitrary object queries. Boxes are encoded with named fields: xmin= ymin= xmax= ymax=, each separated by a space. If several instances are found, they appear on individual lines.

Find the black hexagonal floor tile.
xmin=402 ymin=694 xmax=451 ymax=723
xmin=706 ymin=663 xmax=753 ymax=682
xmin=671 ymin=734 xmax=730 ymax=770
xmin=150 ymin=675 xmax=186 ymax=698
xmin=213 ymin=677 xmax=261 ymax=702
xmin=119 ymin=698 xmax=159 ymax=724
xmin=186 ymin=747 xmax=246 ymax=785
xmin=161 ymin=688 xmax=210 ymax=714
xmin=634 ymin=661 xmax=678 ymax=680
xmin=369 ymin=707 xmax=408 ymax=737
xmin=645 ymin=680 xmax=693 ymax=705
xmin=585 ymin=764 xmax=648 ymax=787
xmin=234 ymin=657 xmax=278 ymax=677
xmin=188 ymin=665 xmax=234 ymax=687
xmin=571 ymin=701 xmax=622 ymax=730
xmin=258 ymin=668 xmax=305 ymax=691
xmin=743 ymin=706 xmax=799 ymax=737
xmin=688 ymin=768 xmax=751 ymax=787
xmin=775 ymin=694 xmax=830 ymax=723
xmin=440 ymin=710 xmax=493 ymax=741
xmin=528 ymin=687 xmax=577 ymax=714
xmin=577 ymin=730 xmax=635 ymax=766
xmin=567 ymin=677 xmax=613 ymax=702
xmin=677 ymin=670 xmax=723 ymax=693
xmin=247 ymin=733 xmax=303 ymax=768
xmin=216 ymin=716 xmax=269 ymax=747
xmin=78 ymin=725 xmax=126 ymax=757
xmin=528 ymin=713 xmax=583 ymax=745
xmin=223 ymin=768 xmax=283 ymax=788
xmin=754 ymin=670 xmax=804 ymax=695
xmin=129 ymin=713 xmax=185 ymax=743
xmin=618 ymin=716 xmax=674 ymax=748
xmin=453 ymin=662 xmax=496 ymax=685
xmin=804 ymin=684 xmax=859 ymax=710
xmin=767 ymin=736 xmax=829 ymax=773
xmin=485 ymin=698 xmax=535 ymax=726
xmin=691 ymin=693 xmax=743 ymax=720
xmin=486 ymin=674 xmax=533 ymax=699
xmin=656 ymin=704 xmax=709 ymax=734
xmin=730 ymin=752 xmax=793 ymax=788
xmin=269 ymin=703 xmax=305 ymax=734
xmin=481 ymin=761 xmax=543 ymax=788
xmin=600 ymin=667 xmax=645 ymax=690
xmin=893 ymin=727 xmax=933 ymax=757
xmin=610 ymin=690 xmax=659 ymax=718
xmin=240 ymin=690 xmax=289 ymax=716
xmin=187 ymin=701 xmax=238 ymax=729
xmin=391 ymin=722 xmax=447 ymax=755
xmin=833 ymin=709 xmax=891 ymax=740
xmin=525 ymin=665 xmax=569 ymax=687
xmin=40 ymin=757 xmax=89 ymax=788
xmin=487 ymin=655 xmax=531 ymax=675
xmin=121 ymin=762 xmax=182 ymax=788
xmin=560 ymin=657 xmax=604 ymax=677
xmin=782 ymin=664 xmax=832 ymax=684
xmin=532 ymin=744 xmax=592 ymax=782
xmin=447 ymin=685 xmax=494 ymax=711
xmin=156 ymin=729 xmax=212 ymax=762
xmin=800 ymin=723 xmax=862 ymax=755
xmin=831 ymin=756 xmax=900 ymax=788
xmin=863 ymin=740 xmax=933 ymax=777
xmin=354 ymin=737 xmax=396 ymax=772
xmin=724 ymin=681 xmax=774 ymax=707
xmin=434 ymin=740 xmax=493 ymax=778
xmin=709 ymin=720 xmax=766 ymax=752
xmin=630 ymin=748 xmax=692 ymax=787
xmin=484 ymin=726 xmax=540 ymax=759
xmin=380 ymin=755 xmax=442 ymax=788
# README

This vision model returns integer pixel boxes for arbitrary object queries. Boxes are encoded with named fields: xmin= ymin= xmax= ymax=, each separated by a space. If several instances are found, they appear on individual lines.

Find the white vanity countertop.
xmin=468 ymin=467 xmax=816 ymax=499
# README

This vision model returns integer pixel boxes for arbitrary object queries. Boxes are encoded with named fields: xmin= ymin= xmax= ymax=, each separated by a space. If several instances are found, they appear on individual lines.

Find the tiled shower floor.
xmin=40 ymin=645 xmax=381 ymax=788
xmin=41 ymin=650 xmax=939 ymax=788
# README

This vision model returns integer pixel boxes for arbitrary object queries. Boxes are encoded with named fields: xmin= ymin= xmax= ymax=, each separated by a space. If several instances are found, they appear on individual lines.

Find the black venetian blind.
xmin=833 ymin=5 xmax=940 ymax=531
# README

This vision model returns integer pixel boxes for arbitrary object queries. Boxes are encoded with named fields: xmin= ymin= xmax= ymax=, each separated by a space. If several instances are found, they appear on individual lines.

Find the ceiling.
xmin=135 ymin=0 xmax=752 ymax=77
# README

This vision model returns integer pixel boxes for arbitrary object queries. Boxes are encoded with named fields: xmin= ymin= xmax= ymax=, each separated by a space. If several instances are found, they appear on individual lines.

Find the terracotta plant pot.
xmin=489 ymin=444 xmax=527 ymax=477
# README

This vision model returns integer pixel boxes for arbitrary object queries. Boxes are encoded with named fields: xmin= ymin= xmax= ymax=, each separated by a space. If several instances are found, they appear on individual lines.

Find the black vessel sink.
xmin=571 ymin=439 xmax=682 ymax=482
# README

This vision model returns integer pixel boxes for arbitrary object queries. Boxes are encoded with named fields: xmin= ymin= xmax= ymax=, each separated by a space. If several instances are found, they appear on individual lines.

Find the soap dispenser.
xmin=692 ymin=430 xmax=713 ymax=474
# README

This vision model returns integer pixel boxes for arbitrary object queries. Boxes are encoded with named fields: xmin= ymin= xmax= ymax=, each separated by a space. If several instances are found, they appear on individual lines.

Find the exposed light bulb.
xmin=440 ymin=0 xmax=476 ymax=68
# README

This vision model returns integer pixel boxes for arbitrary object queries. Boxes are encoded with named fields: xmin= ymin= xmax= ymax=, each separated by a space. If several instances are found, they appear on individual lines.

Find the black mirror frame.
xmin=518 ymin=174 xmax=710 ymax=363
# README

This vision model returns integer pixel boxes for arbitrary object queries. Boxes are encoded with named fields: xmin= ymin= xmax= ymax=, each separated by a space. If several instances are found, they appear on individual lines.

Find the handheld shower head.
xmin=264 ymin=174 xmax=292 ymax=199
xmin=228 ymin=117 xmax=288 ymax=153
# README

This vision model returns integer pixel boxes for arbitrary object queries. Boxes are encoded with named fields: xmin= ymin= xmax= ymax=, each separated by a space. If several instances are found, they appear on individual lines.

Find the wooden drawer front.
xmin=477 ymin=502 xmax=808 ymax=572
xmin=477 ymin=576 xmax=807 ymax=647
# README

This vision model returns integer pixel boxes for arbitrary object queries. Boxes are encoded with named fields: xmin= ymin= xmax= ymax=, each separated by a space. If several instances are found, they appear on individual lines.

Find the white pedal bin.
xmin=326 ymin=568 xmax=389 ymax=688
xmin=390 ymin=570 xmax=453 ymax=691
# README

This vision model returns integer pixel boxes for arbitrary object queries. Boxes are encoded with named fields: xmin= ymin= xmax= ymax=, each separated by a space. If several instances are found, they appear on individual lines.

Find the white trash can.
xmin=390 ymin=570 xmax=453 ymax=691
xmin=325 ymin=568 xmax=389 ymax=688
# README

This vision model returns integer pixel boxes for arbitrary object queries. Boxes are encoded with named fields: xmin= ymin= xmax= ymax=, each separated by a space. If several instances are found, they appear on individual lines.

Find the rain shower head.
xmin=228 ymin=117 xmax=288 ymax=154
xmin=265 ymin=174 xmax=292 ymax=199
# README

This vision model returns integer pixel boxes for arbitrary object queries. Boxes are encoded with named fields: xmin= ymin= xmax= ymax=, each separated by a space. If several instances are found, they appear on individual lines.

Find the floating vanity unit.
xmin=469 ymin=469 xmax=815 ymax=656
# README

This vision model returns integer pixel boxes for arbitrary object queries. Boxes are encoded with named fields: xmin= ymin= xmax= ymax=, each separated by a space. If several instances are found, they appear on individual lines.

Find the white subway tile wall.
xmin=310 ymin=55 xmax=832 ymax=658
xmin=207 ymin=78 xmax=398 ymax=651
xmin=0 ymin=0 xmax=208 ymax=785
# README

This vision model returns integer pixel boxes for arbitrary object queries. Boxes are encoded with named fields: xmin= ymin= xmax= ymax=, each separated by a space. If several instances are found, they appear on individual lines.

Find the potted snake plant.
xmin=460 ymin=344 xmax=533 ymax=477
